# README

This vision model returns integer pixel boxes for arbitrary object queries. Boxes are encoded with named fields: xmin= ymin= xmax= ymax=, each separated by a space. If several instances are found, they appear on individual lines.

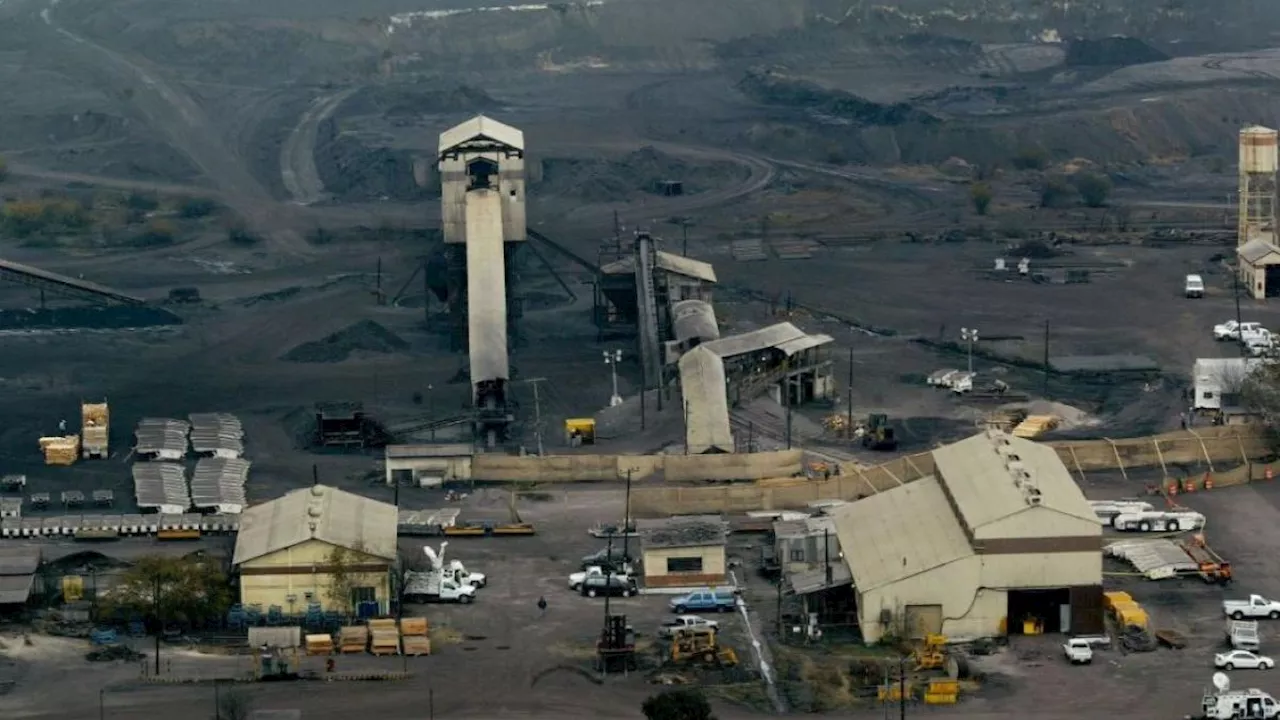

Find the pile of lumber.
xmin=40 ymin=436 xmax=80 ymax=466
xmin=400 ymin=617 xmax=431 ymax=656
xmin=338 ymin=625 xmax=369 ymax=654
xmin=305 ymin=633 xmax=334 ymax=656
xmin=369 ymin=618 xmax=400 ymax=656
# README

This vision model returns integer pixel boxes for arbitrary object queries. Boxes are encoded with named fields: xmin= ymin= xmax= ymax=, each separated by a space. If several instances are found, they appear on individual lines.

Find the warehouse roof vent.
xmin=1024 ymin=487 xmax=1043 ymax=505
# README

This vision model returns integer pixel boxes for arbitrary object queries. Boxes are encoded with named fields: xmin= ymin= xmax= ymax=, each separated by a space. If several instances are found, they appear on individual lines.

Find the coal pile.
xmin=738 ymin=68 xmax=938 ymax=126
xmin=282 ymin=320 xmax=409 ymax=363
xmin=343 ymin=84 xmax=499 ymax=119
xmin=86 ymin=645 xmax=145 ymax=662
xmin=313 ymin=119 xmax=424 ymax=202
xmin=1065 ymin=37 xmax=1168 ymax=67
xmin=539 ymin=147 xmax=742 ymax=202
xmin=0 ymin=306 xmax=181 ymax=330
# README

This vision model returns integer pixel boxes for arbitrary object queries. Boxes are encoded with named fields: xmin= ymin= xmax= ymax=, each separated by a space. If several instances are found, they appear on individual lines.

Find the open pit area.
xmin=5 ymin=0 xmax=1280 ymax=718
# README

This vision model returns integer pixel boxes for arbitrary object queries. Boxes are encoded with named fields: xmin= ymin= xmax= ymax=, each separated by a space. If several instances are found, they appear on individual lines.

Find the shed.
xmin=832 ymin=430 xmax=1103 ymax=644
xmin=678 ymin=346 xmax=734 ymax=454
xmin=1239 ymin=238 xmax=1280 ymax=299
xmin=384 ymin=443 xmax=473 ymax=487
xmin=1192 ymin=357 xmax=1263 ymax=411
xmin=0 ymin=546 xmax=40 ymax=606
xmin=233 ymin=485 xmax=398 ymax=614
xmin=639 ymin=517 xmax=728 ymax=589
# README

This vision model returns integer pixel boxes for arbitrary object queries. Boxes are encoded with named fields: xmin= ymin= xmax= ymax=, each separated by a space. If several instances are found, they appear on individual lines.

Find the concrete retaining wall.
xmin=470 ymin=449 xmax=803 ymax=483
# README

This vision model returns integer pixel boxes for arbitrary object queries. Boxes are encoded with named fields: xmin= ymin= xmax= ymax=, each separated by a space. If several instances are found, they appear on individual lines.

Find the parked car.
xmin=580 ymin=574 xmax=638 ymax=598
xmin=1186 ymin=274 xmax=1205 ymax=298
xmin=658 ymin=615 xmax=720 ymax=638
xmin=1225 ymin=595 xmax=1280 ymax=620
xmin=1216 ymin=650 xmax=1275 ymax=670
xmin=669 ymin=588 xmax=737 ymax=614
xmin=581 ymin=547 xmax=634 ymax=570
xmin=1063 ymin=638 xmax=1094 ymax=665
xmin=569 ymin=565 xmax=632 ymax=591
xmin=1215 ymin=320 xmax=1268 ymax=342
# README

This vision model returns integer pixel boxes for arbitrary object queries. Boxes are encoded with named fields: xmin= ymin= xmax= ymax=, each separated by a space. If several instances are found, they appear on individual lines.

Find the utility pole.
xmin=682 ymin=221 xmax=689 ymax=256
xmin=100 ymin=687 xmax=105 ymax=720
xmin=428 ymin=384 xmax=436 ymax=441
xmin=214 ymin=680 xmax=220 ymax=720
xmin=899 ymin=653 xmax=907 ymax=720
xmin=846 ymin=347 xmax=854 ymax=440
xmin=775 ymin=574 xmax=783 ymax=637
xmin=824 ymin=527 xmax=832 ymax=587
xmin=526 ymin=378 xmax=547 ymax=455
xmin=683 ymin=400 xmax=690 ymax=455
xmin=153 ymin=573 xmax=161 ymax=676
xmin=622 ymin=469 xmax=633 ymax=561
xmin=1235 ymin=268 xmax=1247 ymax=358
xmin=1042 ymin=321 xmax=1050 ymax=399
xmin=429 ymin=688 xmax=435 ymax=720
xmin=376 ymin=257 xmax=384 ymax=305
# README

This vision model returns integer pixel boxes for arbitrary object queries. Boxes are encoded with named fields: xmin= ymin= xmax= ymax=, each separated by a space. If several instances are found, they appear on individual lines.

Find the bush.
xmin=970 ymin=182 xmax=993 ymax=215
xmin=1011 ymin=145 xmax=1049 ymax=170
xmin=179 ymin=197 xmax=218 ymax=219
xmin=1039 ymin=175 xmax=1075 ymax=208
xmin=227 ymin=225 xmax=260 ymax=246
xmin=126 ymin=192 xmax=159 ymax=211
xmin=1 ymin=197 xmax=89 ymax=238
xmin=132 ymin=219 xmax=176 ymax=247
xmin=0 ymin=155 xmax=8 ymax=182
xmin=643 ymin=688 xmax=716 ymax=720
xmin=1074 ymin=171 xmax=1113 ymax=208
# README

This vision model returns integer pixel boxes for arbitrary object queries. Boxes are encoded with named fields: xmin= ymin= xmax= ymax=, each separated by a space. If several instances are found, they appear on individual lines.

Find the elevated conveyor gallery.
xmin=0 ymin=257 xmax=144 ymax=306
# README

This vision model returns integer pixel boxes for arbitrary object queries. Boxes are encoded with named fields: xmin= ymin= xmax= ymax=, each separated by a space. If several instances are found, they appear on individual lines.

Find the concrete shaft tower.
xmin=438 ymin=115 xmax=527 ymax=447
xmin=1239 ymin=125 xmax=1278 ymax=246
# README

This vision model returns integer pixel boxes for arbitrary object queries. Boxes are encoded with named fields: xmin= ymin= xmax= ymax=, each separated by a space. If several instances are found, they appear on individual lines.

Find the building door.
xmin=904 ymin=604 xmax=943 ymax=639
xmin=1267 ymin=266 xmax=1280 ymax=298
xmin=1069 ymin=586 xmax=1104 ymax=635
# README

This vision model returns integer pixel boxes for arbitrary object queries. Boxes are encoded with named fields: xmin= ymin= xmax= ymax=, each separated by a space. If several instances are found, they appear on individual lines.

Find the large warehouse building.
xmin=233 ymin=485 xmax=398 ymax=616
xmin=833 ymin=429 xmax=1103 ymax=644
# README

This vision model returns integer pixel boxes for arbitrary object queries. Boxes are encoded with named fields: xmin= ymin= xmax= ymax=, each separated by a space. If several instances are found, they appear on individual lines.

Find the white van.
xmin=1186 ymin=274 xmax=1205 ymax=298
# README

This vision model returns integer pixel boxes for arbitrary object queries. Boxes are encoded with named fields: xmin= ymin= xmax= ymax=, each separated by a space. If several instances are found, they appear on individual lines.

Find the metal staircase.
xmin=635 ymin=233 xmax=662 ymax=389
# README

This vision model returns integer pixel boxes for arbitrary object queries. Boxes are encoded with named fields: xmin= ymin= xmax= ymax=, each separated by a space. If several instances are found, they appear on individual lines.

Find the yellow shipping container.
xmin=1116 ymin=607 xmax=1149 ymax=629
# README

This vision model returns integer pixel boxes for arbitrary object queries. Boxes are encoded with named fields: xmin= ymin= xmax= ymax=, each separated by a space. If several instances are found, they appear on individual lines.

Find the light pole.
xmin=604 ymin=350 xmax=623 ymax=407
xmin=961 ymin=327 xmax=979 ymax=374
xmin=427 ymin=384 xmax=435 ymax=440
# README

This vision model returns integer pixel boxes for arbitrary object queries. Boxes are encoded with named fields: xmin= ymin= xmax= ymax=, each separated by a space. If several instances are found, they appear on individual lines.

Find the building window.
xmin=789 ymin=549 xmax=805 ymax=562
xmin=1203 ymin=391 xmax=1214 ymax=399
xmin=351 ymin=586 xmax=376 ymax=605
xmin=667 ymin=557 xmax=704 ymax=574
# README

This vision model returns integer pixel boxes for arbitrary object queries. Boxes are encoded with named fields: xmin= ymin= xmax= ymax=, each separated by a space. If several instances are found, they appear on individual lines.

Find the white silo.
xmin=1238 ymin=125 xmax=1278 ymax=246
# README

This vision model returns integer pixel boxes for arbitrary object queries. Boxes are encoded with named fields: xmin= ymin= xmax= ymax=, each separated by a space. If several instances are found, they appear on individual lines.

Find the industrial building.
xmin=438 ymin=115 xmax=526 ymax=446
xmin=832 ymin=429 xmax=1103 ymax=643
xmin=383 ymin=443 xmax=473 ymax=487
xmin=639 ymin=516 xmax=728 ymax=590
xmin=679 ymin=346 xmax=734 ymax=454
xmin=1192 ymin=357 xmax=1263 ymax=411
xmin=0 ymin=546 xmax=40 ymax=609
xmin=232 ymin=485 xmax=398 ymax=616
xmin=701 ymin=321 xmax=834 ymax=406
xmin=1236 ymin=125 xmax=1280 ymax=299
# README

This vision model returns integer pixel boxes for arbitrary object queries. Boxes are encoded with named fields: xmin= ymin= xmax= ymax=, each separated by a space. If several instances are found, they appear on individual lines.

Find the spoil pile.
xmin=538 ymin=147 xmax=742 ymax=202
xmin=737 ymin=68 xmax=938 ymax=126
xmin=86 ymin=645 xmax=145 ymax=662
xmin=313 ymin=119 xmax=424 ymax=202
xmin=1064 ymin=37 xmax=1168 ymax=67
xmin=282 ymin=320 xmax=409 ymax=363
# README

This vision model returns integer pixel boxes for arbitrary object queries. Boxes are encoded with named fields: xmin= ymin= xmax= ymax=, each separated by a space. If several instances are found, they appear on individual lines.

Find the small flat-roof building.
xmin=833 ymin=430 xmax=1103 ymax=643
xmin=1193 ymin=357 xmax=1264 ymax=411
xmin=640 ymin=517 xmax=728 ymax=590
xmin=384 ymin=443 xmax=473 ymax=487
xmin=233 ymin=485 xmax=398 ymax=615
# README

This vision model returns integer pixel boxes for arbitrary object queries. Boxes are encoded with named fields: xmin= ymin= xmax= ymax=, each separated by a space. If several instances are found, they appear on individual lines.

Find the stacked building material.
xmin=188 ymin=413 xmax=245 ymax=459
xmin=81 ymin=401 xmax=110 ymax=459
xmin=399 ymin=617 xmax=431 ymax=656
xmin=132 ymin=463 xmax=190 ymax=514
xmin=190 ymin=457 xmax=251 ymax=514
xmin=368 ymin=619 xmax=400 ymax=656
xmin=305 ymin=633 xmax=334 ymax=656
xmin=338 ymin=625 xmax=369 ymax=653
xmin=40 ymin=436 xmax=80 ymax=465
xmin=134 ymin=418 xmax=190 ymax=460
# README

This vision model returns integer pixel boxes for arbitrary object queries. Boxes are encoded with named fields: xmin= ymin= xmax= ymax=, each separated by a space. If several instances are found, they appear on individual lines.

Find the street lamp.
xmin=961 ymin=327 xmax=979 ymax=374
xmin=604 ymin=350 xmax=623 ymax=407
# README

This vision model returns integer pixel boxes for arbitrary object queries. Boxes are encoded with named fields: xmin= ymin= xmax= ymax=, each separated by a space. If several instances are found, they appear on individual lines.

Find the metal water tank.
xmin=1239 ymin=125 xmax=1278 ymax=174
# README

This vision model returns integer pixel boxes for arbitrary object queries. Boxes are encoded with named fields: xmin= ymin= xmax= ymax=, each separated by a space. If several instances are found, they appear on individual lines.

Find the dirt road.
xmin=280 ymin=88 xmax=358 ymax=205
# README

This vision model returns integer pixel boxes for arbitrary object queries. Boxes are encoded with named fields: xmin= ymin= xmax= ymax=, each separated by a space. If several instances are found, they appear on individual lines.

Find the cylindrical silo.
xmin=1240 ymin=125 xmax=1278 ymax=175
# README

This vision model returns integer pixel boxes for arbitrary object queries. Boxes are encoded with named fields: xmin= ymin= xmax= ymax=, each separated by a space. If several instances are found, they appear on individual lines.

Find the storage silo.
xmin=1238 ymin=125 xmax=1278 ymax=246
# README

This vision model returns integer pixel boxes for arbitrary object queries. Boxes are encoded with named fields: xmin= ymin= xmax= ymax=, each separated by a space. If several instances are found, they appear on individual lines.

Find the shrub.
xmin=126 ymin=192 xmax=159 ymax=211
xmin=227 ymin=225 xmax=260 ymax=245
xmin=1074 ymin=171 xmax=1113 ymax=208
xmin=132 ymin=219 xmax=176 ymax=247
xmin=1011 ymin=144 xmax=1049 ymax=170
xmin=1039 ymin=175 xmax=1075 ymax=208
xmin=970 ymin=182 xmax=993 ymax=215
xmin=179 ymin=197 xmax=218 ymax=219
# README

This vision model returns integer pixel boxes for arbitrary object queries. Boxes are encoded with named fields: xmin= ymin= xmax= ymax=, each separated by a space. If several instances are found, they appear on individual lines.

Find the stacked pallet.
xmin=400 ymin=617 xmax=431 ymax=657
xmin=305 ymin=633 xmax=334 ymax=656
xmin=368 ymin=619 xmax=400 ymax=656
xmin=338 ymin=625 xmax=369 ymax=654
xmin=81 ymin=401 xmax=110 ymax=459
xmin=40 ymin=436 xmax=81 ymax=466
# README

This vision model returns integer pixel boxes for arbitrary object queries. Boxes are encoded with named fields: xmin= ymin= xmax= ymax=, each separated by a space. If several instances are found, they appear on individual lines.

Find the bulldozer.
xmin=911 ymin=633 xmax=947 ymax=671
xmin=667 ymin=627 xmax=738 ymax=667
xmin=860 ymin=413 xmax=899 ymax=451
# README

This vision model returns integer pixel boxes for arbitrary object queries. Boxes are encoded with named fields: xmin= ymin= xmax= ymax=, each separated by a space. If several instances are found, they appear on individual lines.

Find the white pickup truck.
xmin=1063 ymin=638 xmax=1094 ymax=664
xmin=1226 ymin=596 xmax=1280 ymax=620
xmin=1216 ymin=321 xmax=1269 ymax=342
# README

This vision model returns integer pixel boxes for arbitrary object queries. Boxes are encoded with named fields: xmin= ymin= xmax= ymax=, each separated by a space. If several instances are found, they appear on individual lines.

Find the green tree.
xmin=0 ymin=155 xmax=8 ymax=182
xmin=1039 ymin=175 xmax=1075 ymax=208
xmin=1011 ymin=144 xmax=1048 ymax=171
xmin=970 ymin=182 xmax=993 ymax=215
xmin=642 ymin=688 xmax=716 ymax=720
xmin=99 ymin=555 xmax=232 ymax=628
xmin=179 ymin=197 xmax=218 ymax=219
xmin=1074 ymin=171 xmax=1113 ymax=208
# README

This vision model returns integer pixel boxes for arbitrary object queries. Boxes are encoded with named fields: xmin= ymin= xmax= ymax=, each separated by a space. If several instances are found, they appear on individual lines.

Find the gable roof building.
xmin=232 ymin=485 xmax=397 ymax=566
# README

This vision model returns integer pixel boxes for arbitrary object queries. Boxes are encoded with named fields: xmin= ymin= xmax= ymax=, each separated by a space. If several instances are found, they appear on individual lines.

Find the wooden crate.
xmin=305 ymin=633 xmax=334 ymax=656
xmin=370 ymin=629 xmax=400 ymax=656
xmin=338 ymin=626 xmax=369 ymax=653
xmin=399 ymin=618 xmax=429 ymax=636
xmin=367 ymin=618 xmax=397 ymax=631
xmin=401 ymin=636 xmax=431 ymax=656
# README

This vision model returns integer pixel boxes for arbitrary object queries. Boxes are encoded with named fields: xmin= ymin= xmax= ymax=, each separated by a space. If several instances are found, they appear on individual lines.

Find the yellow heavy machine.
xmin=912 ymin=634 xmax=947 ymax=671
xmin=667 ymin=628 xmax=738 ymax=667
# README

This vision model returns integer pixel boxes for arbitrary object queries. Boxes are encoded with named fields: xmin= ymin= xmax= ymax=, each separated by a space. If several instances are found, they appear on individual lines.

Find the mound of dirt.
xmin=538 ymin=146 xmax=743 ymax=202
xmin=738 ymin=68 xmax=938 ymax=127
xmin=0 ymin=307 xmax=181 ymax=330
xmin=341 ymin=85 xmax=500 ymax=119
xmin=282 ymin=320 xmax=410 ymax=363
xmin=86 ymin=645 xmax=145 ymax=662
xmin=314 ymin=119 xmax=424 ymax=202
xmin=1064 ymin=37 xmax=1168 ymax=67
